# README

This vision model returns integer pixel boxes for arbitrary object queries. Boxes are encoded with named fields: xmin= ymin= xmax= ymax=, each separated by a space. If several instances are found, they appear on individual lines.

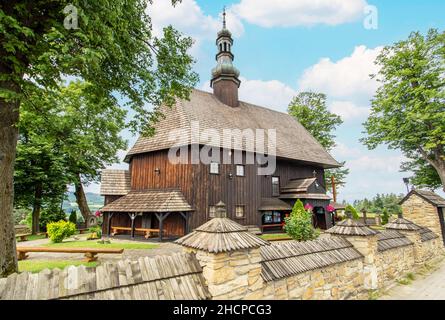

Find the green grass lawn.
xmin=47 ymin=240 xmax=159 ymax=250
xmin=18 ymin=260 xmax=98 ymax=273
xmin=260 ymin=233 xmax=292 ymax=241
xmin=16 ymin=234 xmax=47 ymax=242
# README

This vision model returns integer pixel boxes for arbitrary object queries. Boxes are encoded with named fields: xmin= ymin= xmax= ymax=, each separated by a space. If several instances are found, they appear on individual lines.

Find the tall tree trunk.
xmin=0 ymin=97 xmax=20 ymax=277
xmin=31 ymin=182 xmax=43 ymax=234
xmin=74 ymin=173 xmax=91 ymax=226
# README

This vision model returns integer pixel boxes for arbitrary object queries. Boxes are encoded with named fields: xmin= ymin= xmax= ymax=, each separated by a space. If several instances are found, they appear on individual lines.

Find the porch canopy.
xmin=259 ymin=198 xmax=292 ymax=211
xmin=101 ymin=189 xmax=193 ymax=241
xmin=279 ymin=177 xmax=331 ymax=201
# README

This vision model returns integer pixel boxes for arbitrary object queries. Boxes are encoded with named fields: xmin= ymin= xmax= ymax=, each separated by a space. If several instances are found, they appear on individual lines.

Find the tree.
xmin=345 ymin=205 xmax=360 ymax=220
xmin=381 ymin=208 xmax=391 ymax=225
xmin=362 ymin=29 xmax=445 ymax=192
xmin=0 ymin=0 xmax=198 ymax=276
xmin=287 ymin=92 xmax=349 ymax=194
xmin=53 ymin=81 xmax=128 ymax=223
xmin=284 ymin=200 xmax=320 ymax=241
xmin=401 ymin=158 xmax=442 ymax=191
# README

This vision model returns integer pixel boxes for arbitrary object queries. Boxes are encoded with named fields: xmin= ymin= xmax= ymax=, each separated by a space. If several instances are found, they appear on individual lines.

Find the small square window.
xmin=236 ymin=165 xmax=245 ymax=177
xmin=210 ymin=162 xmax=220 ymax=174
xmin=235 ymin=206 xmax=245 ymax=218
xmin=209 ymin=206 xmax=216 ymax=218
xmin=272 ymin=176 xmax=280 ymax=197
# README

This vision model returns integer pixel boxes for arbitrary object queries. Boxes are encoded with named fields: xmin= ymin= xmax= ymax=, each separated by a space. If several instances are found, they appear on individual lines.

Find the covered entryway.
xmin=101 ymin=189 xmax=194 ymax=241
xmin=258 ymin=198 xmax=292 ymax=233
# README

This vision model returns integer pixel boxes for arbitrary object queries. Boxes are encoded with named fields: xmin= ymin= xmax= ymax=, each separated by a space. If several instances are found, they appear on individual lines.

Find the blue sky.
xmin=90 ymin=0 xmax=445 ymax=202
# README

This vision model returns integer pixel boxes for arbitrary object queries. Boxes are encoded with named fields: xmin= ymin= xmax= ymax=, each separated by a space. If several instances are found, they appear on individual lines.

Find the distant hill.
xmin=62 ymin=192 xmax=104 ymax=213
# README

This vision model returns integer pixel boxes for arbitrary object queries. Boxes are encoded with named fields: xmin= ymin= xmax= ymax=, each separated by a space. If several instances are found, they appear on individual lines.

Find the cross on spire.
xmin=223 ymin=6 xmax=226 ymax=29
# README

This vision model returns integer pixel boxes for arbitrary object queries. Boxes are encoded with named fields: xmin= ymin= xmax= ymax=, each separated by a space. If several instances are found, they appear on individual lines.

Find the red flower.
xmin=326 ymin=205 xmax=335 ymax=213
xmin=304 ymin=204 xmax=313 ymax=212
xmin=95 ymin=210 xmax=102 ymax=217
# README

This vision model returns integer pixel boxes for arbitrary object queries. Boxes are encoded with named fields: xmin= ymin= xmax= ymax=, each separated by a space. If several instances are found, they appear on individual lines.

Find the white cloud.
xmin=298 ymin=45 xmax=382 ymax=101
xmin=232 ymin=0 xmax=368 ymax=27
xmin=329 ymin=100 xmax=370 ymax=121
xmin=331 ymin=142 xmax=362 ymax=159
xmin=147 ymin=0 xmax=244 ymax=41
xmin=347 ymin=155 xmax=407 ymax=173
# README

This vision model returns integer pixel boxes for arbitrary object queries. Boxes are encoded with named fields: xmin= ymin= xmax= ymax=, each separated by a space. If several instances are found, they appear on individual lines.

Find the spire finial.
xmin=222 ymin=6 xmax=226 ymax=29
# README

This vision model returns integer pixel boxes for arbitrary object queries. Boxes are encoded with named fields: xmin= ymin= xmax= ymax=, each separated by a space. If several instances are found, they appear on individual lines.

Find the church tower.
xmin=210 ymin=8 xmax=241 ymax=108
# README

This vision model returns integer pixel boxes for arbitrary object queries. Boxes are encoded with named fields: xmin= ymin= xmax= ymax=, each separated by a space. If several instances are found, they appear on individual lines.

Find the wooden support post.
xmin=179 ymin=212 xmax=189 ymax=235
xmin=331 ymin=175 xmax=337 ymax=204
xmin=129 ymin=213 xmax=136 ymax=239
xmin=155 ymin=212 xmax=171 ymax=242
xmin=107 ymin=212 xmax=115 ymax=237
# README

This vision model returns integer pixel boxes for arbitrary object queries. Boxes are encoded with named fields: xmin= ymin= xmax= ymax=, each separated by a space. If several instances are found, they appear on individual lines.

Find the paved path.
xmin=381 ymin=259 xmax=445 ymax=300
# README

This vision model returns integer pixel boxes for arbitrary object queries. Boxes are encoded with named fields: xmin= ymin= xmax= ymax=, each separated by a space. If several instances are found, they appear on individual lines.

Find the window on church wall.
xmin=272 ymin=176 xmax=280 ymax=196
xmin=263 ymin=211 xmax=282 ymax=224
xmin=223 ymin=42 xmax=227 ymax=51
xmin=235 ymin=205 xmax=245 ymax=218
xmin=209 ymin=206 xmax=216 ymax=218
xmin=210 ymin=162 xmax=220 ymax=175
xmin=236 ymin=165 xmax=245 ymax=177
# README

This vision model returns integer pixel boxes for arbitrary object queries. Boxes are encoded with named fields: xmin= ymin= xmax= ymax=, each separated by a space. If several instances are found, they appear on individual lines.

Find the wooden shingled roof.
xmin=377 ymin=230 xmax=412 ymax=252
xmin=260 ymin=237 xmax=363 ymax=282
xmin=419 ymin=227 xmax=439 ymax=242
xmin=124 ymin=89 xmax=340 ymax=169
xmin=385 ymin=217 xmax=422 ymax=231
xmin=258 ymin=198 xmax=292 ymax=211
xmin=100 ymin=189 xmax=193 ymax=213
xmin=0 ymin=253 xmax=210 ymax=300
xmin=100 ymin=169 xmax=131 ymax=196
xmin=281 ymin=178 xmax=317 ymax=193
xmin=279 ymin=177 xmax=331 ymax=200
xmin=176 ymin=202 xmax=269 ymax=253
xmin=325 ymin=218 xmax=378 ymax=237
xmin=400 ymin=189 xmax=445 ymax=208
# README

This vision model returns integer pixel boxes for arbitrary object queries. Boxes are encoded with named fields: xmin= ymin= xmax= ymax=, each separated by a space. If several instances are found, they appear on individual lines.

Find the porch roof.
xmin=258 ymin=198 xmax=292 ymax=211
xmin=281 ymin=177 xmax=317 ymax=193
xmin=100 ymin=189 xmax=193 ymax=213
xmin=279 ymin=193 xmax=331 ymax=200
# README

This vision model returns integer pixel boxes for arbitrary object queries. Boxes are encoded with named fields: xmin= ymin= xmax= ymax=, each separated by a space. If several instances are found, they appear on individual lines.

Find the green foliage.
xmin=287 ymin=92 xmax=349 ymax=193
xmin=284 ymin=200 xmax=320 ymax=242
xmin=87 ymin=225 xmax=102 ymax=240
xmin=288 ymin=92 xmax=343 ymax=151
xmin=381 ymin=208 xmax=391 ymax=225
xmin=345 ymin=205 xmax=360 ymax=220
xmin=69 ymin=210 xmax=77 ymax=225
xmin=13 ymin=208 xmax=30 ymax=225
xmin=362 ymin=29 xmax=445 ymax=191
xmin=39 ymin=205 xmax=67 ymax=232
xmin=47 ymin=221 xmax=76 ymax=243
xmin=354 ymin=193 xmax=403 ymax=216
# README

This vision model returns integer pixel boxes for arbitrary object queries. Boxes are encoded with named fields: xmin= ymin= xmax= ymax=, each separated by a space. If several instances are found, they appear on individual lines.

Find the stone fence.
xmin=1 ymin=205 xmax=444 ymax=300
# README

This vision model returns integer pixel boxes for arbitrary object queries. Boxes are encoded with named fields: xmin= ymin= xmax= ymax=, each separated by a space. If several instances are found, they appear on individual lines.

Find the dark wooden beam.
xmin=107 ymin=212 xmax=115 ymax=237
xmin=179 ymin=212 xmax=189 ymax=234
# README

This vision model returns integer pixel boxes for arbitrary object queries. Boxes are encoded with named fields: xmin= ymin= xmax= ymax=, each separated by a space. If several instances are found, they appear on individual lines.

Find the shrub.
xmin=381 ymin=208 xmax=391 ymax=225
xmin=345 ymin=205 xmax=360 ymax=220
xmin=47 ymin=221 xmax=76 ymax=243
xmin=69 ymin=210 xmax=77 ymax=225
xmin=284 ymin=200 xmax=320 ymax=242
xmin=87 ymin=225 xmax=102 ymax=240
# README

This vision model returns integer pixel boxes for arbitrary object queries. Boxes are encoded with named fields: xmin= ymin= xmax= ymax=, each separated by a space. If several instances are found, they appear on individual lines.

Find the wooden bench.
xmin=261 ymin=224 xmax=285 ymax=233
xmin=78 ymin=228 xmax=89 ymax=234
xmin=111 ymin=227 xmax=166 ymax=239
xmin=16 ymin=247 xmax=124 ymax=262
xmin=15 ymin=233 xmax=32 ymax=242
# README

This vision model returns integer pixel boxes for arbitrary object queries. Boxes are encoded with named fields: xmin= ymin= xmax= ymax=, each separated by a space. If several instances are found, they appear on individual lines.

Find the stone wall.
xmin=402 ymin=193 xmax=444 ymax=245
xmin=261 ymin=259 xmax=366 ymax=300
xmin=376 ymin=245 xmax=415 ymax=288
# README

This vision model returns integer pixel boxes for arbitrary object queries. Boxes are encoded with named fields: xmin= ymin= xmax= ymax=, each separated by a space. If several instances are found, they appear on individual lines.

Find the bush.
xmin=284 ymin=200 xmax=320 ymax=242
xmin=69 ymin=210 xmax=77 ymax=225
xmin=345 ymin=205 xmax=360 ymax=220
xmin=47 ymin=221 xmax=76 ymax=243
xmin=13 ymin=208 xmax=30 ymax=225
xmin=87 ymin=225 xmax=102 ymax=240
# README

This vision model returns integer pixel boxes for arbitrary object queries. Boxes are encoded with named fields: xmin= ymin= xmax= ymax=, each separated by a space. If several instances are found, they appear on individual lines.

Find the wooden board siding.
xmin=129 ymin=147 xmax=326 ymax=231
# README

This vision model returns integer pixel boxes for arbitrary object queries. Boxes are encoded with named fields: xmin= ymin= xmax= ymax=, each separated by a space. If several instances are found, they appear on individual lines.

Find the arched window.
xmin=219 ymin=43 xmax=223 ymax=52
xmin=223 ymin=42 xmax=227 ymax=51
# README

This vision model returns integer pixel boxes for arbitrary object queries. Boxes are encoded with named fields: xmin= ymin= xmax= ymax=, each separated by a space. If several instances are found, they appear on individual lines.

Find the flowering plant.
xmin=326 ymin=205 xmax=335 ymax=213
xmin=304 ymin=203 xmax=313 ymax=212
xmin=95 ymin=210 xmax=102 ymax=217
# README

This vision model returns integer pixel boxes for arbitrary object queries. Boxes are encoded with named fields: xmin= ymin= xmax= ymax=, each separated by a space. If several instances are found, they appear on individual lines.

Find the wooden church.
xmin=100 ymin=13 xmax=341 ymax=240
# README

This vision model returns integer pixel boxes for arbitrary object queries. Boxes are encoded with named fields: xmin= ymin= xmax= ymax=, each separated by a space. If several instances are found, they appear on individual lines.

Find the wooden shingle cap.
xmin=377 ymin=230 xmax=413 ymax=252
xmin=176 ymin=202 xmax=269 ymax=253
xmin=385 ymin=217 xmax=422 ymax=231
xmin=260 ymin=237 xmax=363 ymax=282
xmin=326 ymin=218 xmax=378 ymax=237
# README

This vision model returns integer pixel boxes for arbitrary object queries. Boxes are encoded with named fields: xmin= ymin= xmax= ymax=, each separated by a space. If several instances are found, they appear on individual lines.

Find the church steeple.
xmin=210 ymin=7 xmax=241 ymax=108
